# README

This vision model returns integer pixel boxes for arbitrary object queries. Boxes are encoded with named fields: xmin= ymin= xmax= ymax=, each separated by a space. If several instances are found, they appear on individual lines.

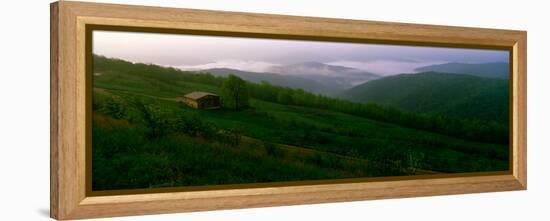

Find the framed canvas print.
xmin=50 ymin=1 xmax=527 ymax=220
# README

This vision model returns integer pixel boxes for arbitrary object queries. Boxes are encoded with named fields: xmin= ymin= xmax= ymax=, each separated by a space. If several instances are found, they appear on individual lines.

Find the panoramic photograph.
xmin=91 ymin=30 xmax=510 ymax=191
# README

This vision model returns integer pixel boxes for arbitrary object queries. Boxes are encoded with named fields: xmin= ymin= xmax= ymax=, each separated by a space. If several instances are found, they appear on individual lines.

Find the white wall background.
xmin=0 ymin=0 xmax=548 ymax=220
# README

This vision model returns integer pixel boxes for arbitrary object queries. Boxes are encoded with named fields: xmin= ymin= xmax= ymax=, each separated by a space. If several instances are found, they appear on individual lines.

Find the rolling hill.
xmin=340 ymin=72 xmax=509 ymax=123
xmin=415 ymin=62 xmax=509 ymax=79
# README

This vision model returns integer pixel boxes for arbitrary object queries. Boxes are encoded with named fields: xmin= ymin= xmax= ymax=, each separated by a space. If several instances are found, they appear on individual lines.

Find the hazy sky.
xmin=93 ymin=30 xmax=509 ymax=75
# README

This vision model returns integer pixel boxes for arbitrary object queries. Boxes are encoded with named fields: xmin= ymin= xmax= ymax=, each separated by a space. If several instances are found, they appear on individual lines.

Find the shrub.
xmin=132 ymin=100 xmax=169 ymax=139
xmin=99 ymin=97 xmax=126 ymax=119
xmin=263 ymin=141 xmax=286 ymax=158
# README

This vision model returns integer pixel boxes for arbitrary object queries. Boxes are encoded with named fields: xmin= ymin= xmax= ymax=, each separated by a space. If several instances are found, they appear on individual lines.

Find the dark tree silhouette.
xmin=221 ymin=74 xmax=249 ymax=110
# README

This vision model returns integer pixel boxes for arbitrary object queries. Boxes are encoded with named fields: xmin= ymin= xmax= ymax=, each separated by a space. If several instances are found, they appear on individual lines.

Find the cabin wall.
xmin=198 ymin=96 xmax=221 ymax=109
xmin=182 ymin=98 xmax=199 ymax=109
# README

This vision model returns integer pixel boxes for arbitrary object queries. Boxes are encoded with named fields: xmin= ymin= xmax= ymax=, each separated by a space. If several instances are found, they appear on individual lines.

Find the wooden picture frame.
xmin=50 ymin=1 xmax=527 ymax=220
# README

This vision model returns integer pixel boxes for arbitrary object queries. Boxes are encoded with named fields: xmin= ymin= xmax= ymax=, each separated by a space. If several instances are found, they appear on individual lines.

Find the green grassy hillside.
xmin=340 ymin=72 xmax=509 ymax=123
xmin=91 ymin=55 xmax=509 ymax=191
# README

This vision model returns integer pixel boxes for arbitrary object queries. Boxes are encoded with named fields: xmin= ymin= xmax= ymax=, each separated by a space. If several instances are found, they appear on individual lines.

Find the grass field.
xmin=91 ymin=56 xmax=509 ymax=191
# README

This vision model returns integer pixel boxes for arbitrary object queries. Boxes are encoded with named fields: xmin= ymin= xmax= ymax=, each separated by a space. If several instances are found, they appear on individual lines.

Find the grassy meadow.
xmin=91 ymin=55 xmax=509 ymax=191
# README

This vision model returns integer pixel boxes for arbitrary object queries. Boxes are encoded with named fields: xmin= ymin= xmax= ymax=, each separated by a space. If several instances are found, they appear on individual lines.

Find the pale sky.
xmin=93 ymin=30 xmax=509 ymax=75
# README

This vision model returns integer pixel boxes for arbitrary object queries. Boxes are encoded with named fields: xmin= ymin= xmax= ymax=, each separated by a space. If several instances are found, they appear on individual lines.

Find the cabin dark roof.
xmin=184 ymin=91 xmax=218 ymax=100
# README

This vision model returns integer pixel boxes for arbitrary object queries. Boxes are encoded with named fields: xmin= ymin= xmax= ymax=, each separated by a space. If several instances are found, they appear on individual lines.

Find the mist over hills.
xmin=198 ymin=61 xmax=510 ymax=123
xmin=268 ymin=61 xmax=380 ymax=89
xmin=199 ymin=62 xmax=381 ymax=96
xmin=415 ymin=62 xmax=509 ymax=79
xmin=196 ymin=62 xmax=510 ymax=115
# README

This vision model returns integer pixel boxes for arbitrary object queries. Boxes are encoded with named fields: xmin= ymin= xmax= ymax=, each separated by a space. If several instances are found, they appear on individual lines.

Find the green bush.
xmin=97 ymin=96 xmax=127 ymax=119
xmin=263 ymin=141 xmax=286 ymax=158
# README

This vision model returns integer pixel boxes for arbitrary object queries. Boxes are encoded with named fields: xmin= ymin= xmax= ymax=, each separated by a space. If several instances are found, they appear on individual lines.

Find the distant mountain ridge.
xmin=197 ymin=62 xmax=381 ymax=96
xmin=268 ymin=61 xmax=380 ymax=89
xmin=415 ymin=62 xmax=509 ymax=79
xmin=340 ymin=72 xmax=509 ymax=122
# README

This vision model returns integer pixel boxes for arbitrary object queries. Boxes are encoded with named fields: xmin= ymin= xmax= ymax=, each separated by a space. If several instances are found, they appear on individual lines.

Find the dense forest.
xmin=341 ymin=72 xmax=509 ymax=123
xmin=91 ymin=55 xmax=509 ymax=191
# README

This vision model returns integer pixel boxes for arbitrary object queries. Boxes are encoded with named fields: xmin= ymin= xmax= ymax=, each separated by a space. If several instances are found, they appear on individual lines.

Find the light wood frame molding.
xmin=50 ymin=1 xmax=527 ymax=220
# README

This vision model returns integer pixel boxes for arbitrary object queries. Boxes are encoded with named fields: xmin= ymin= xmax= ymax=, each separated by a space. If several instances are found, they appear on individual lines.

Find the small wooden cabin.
xmin=180 ymin=91 xmax=221 ymax=109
